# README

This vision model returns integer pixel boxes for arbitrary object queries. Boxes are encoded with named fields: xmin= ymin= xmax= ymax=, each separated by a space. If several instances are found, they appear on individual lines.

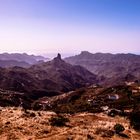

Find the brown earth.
xmin=0 ymin=107 xmax=139 ymax=140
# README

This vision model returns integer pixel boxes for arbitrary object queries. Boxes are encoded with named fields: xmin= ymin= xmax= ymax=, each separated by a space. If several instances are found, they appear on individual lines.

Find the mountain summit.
xmin=53 ymin=53 xmax=62 ymax=61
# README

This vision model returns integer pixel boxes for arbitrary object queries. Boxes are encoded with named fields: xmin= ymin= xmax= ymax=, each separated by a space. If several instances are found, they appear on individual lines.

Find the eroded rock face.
xmin=57 ymin=53 xmax=61 ymax=60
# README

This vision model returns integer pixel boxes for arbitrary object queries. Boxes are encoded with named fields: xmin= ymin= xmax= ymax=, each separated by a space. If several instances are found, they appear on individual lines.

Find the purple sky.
xmin=0 ymin=0 xmax=140 ymax=55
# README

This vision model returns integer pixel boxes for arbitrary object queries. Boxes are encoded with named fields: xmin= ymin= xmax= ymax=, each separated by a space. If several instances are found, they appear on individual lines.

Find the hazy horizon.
xmin=0 ymin=0 xmax=140 ymax=54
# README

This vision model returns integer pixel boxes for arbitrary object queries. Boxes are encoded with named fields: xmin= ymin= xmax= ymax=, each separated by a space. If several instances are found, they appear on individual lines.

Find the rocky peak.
xmin=53 ymin=53 xmax=62 ymax=62
xmin=53 ymin=53 xmax=61 ymax=60
xmin=80 ymin=51 xmax=90 ymax=55
xmin=52 ymin=53 xmax=65 ymax=66
xmin=57 ymin=53 xmax=61 ymax=59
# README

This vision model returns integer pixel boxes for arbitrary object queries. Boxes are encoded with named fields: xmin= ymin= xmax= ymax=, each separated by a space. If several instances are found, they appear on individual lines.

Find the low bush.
xmin=114 ymin=124 xmax=125 ymax=134
xmin=95 ymin=128 xmax=114 ymax=138
xmin=49 ymin=115 xmax=69 ymax=127
xmin=129 ymin=110 xmax=140 ymax=130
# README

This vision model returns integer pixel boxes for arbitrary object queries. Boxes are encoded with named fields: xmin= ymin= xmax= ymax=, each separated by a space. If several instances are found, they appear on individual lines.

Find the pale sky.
xmin=0 ymin=0 xmax=140 ymax=55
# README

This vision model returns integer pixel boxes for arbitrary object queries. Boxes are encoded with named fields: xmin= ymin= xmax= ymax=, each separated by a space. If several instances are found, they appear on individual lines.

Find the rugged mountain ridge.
xmin=0 ymin=54 xmax=97 ymax=98
xmin=65 ymin=51 xmax=140 ymax=86
xmin=0 ymin=53 xmax=48 ymax=66
xmin=0 ymin=59 xmax=30 ymax=68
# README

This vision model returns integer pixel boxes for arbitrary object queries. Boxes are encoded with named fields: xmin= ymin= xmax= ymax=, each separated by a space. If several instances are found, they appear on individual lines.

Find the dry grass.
xmin=0 ymin=107 xmax=139 ymax=140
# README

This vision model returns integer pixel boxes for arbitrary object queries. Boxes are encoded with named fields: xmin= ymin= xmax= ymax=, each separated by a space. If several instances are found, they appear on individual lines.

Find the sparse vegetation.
xmin=22 ymin=111 xmax=36 ymax=118
xmin=129 ymin=109 xmax=140 ymax=130
xmin=108 ymin=109 xmax=117 ymax=117
xmin=0 ymin=107 xmax=138 ymax=139
xmin=95 ymin=128 xmax=114 ymax=138
xmin=114 ymin=124 xmax=125 ymax=134
xmin=49 ymin=115 xmax=69 ymax=127
xmin=87 ymin=134 xmax=94 ymax=140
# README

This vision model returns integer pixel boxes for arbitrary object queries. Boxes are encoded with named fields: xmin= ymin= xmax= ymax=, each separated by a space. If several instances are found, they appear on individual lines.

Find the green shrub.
xmin=49 ymin=115 xmax=69 ymax=127
xmin=95 ymin=128 xmax=114 ymax=138
xmin=108 ymin=110 xmax=117 ymax=117
xmin=114 ymin=124 xmax=125 ymax=134
xmin=130 ymin=111 xmax=140 ymax=130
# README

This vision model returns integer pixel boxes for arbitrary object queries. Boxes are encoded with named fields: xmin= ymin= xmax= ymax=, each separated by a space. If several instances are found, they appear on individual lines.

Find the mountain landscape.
xmin=1 ymin=0 xmax=140 ymax=139
xmin=0 ymin=53 xmax=49 ymax=68
xmin=65 ymin=51 xmax=140 ymax=86
xmin=0 ymin=52 xmax=140 ymax=139
xmin=0 ymin=59 xmax=30 ymax=68
xmin=0 ymin=53 xmax=97 ymax=99
xmin=0 ymin=80 xmax=140 ymax=139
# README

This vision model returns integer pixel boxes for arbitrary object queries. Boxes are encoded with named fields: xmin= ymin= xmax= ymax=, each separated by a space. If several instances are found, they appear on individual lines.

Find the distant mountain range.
xmin=0 ymin=53 xmax=49 ymax=68
xmin=0 ymin=51 xmax=140 ymax=99
xmin=65 ymin=51 xmax=140 ymax=86
xmin=0 ymin=60 xmax=30 ymax=68
xmin=0 ymin=54 xmax=97 ymax=99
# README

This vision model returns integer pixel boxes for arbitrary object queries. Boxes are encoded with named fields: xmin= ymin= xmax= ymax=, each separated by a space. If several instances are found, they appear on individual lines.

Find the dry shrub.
xmin=49 ymin=115 xmax=69 ymax=127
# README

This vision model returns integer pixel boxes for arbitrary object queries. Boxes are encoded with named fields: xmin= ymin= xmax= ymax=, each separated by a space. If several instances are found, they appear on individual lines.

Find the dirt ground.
xmin=0 ymin=107 xmax=139 ymax=140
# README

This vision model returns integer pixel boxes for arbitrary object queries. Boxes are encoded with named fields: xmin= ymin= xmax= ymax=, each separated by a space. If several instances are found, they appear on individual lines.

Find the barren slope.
xmin=0 ymin=107 xmax=139 ymax=140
